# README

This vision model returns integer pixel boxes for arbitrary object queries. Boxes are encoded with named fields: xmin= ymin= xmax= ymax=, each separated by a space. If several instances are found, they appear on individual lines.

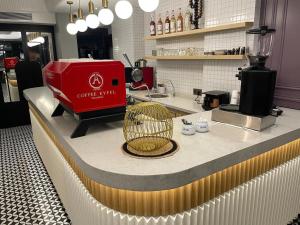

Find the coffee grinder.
xmin=212 ymin=26 xmax=278 ymax=131
xmin=237 ymin=26 xmax=277 ymax=116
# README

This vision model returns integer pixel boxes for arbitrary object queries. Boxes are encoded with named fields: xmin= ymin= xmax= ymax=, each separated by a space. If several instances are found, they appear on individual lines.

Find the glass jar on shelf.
xmin=157 ymin=48 xmax=164 ymax=56
xmin=163 ymin=49 xmax=170 ymax=56
xmin=179 ymin=48 xmax=187 ymax=56
xmin=185 ymin=48 xmax=193 ymax=56
xmin=194 ymin=48 xmax=204 ymax=56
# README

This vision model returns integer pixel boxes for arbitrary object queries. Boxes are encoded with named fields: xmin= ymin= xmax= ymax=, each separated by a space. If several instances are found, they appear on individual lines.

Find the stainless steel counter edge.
xmin=24 ymin=87 xmax=300 ymax=191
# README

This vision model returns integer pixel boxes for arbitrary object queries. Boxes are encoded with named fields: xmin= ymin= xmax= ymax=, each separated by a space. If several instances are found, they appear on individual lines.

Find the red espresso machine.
xmin=125 ymin=67 xmax=154 ymax=90
xmin=4 ymin=57 xmax=19 ymax=70
xmin=131 ymin=67 xmax=154 ymax=90
xmin=3 ymin=57 xmax=19 ymax=101
xmin=43 ymin=60 xmax=127 ymax=138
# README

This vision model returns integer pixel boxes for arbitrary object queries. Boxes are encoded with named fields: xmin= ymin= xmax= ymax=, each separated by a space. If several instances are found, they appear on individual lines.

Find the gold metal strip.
xmin=29 ymin=104 xmax=300 ymax=217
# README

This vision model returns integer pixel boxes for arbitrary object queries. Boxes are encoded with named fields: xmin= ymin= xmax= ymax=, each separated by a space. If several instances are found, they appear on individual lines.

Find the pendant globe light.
xmin=98 ymin=0 xmax=114 ymax=25
xmin=138 ymin=0 xmax=159 ymax=12
xmin=75 ymin=0 xmax=88 ymax=32
xmin=115 ymin=0 xmax=133 ymax=20
xmin=66 ymin=1 xmax=78 ymax=35
xmin=27 ymin=32 xmax=45 ymax=47
xmin=86 ymin=0 xmax=100 ymax=29
xmin=31 ymin=36 xmax=45 ymax=44
xmin=27 ymin=37 xmax=45 ymax=47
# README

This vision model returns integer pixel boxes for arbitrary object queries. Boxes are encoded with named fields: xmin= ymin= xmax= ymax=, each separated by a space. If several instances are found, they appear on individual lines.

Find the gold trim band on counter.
xmin=29 ymin=104 xmax=300 ymax=217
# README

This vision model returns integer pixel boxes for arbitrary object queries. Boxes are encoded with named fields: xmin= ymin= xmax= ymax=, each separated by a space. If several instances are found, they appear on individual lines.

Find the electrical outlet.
xmin=193 ymin=88 xmax=202 ymax=96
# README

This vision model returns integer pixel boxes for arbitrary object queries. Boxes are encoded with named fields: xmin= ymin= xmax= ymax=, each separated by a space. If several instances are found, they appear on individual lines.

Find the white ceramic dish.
xmin=195 ymin=118 xmax=209 ymax=133
xmin=181 ymin=124 xmax=196 ymax=135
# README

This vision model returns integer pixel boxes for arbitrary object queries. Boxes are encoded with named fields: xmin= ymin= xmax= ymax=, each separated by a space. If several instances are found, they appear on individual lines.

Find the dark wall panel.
xmin=261 ymin=0 xmax=300 ymax=109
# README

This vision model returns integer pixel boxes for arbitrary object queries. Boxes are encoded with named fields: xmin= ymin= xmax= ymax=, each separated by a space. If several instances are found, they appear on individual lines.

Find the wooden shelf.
xmin=145 ymin=55 xmax=247 ymax=60
xmin=145 ymin=22 xmax=253 ymax=41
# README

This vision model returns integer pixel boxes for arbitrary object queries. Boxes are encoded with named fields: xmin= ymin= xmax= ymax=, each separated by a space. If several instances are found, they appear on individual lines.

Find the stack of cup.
xmin=230 ymin=90 xmax=240 ymax=105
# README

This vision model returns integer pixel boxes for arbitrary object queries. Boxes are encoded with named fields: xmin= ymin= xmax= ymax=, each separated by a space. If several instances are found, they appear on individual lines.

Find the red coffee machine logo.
xmin=89 ymin=72 xmax=103 ymax=90
xmin=9 ymin=60 xmax=15 ymax=66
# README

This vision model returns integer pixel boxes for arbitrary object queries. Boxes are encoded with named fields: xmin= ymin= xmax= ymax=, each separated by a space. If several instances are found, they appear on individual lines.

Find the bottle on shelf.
xmin=184 ymin=8 xmax=191 ymax=31
xmin=170 ymin=10 xmax=176 ymax=33
xmin=157 ymin=14 xmax=163 ymax=35
xmin=150 ymin=14 xmax=156 ymax=36
xmin=177 ymin=8 xmax=183 ymax=32
xmin=165 ymin=11 xmax=170 ymax=34
xmin=190 ymin=11 xmax=195 ymax=30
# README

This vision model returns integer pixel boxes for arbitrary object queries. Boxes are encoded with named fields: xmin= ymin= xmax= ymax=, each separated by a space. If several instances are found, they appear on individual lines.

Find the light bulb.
xmin=115 ymin=0 xmax=133 ymax=19
xmin=67 ymin=23 xmax=78 ymax=35
xmin=98 ymin=8 xmax=114 ymax=25
xmin=31 ymin=36 xmax=45 ymax=44
xmin=138 ymin=0 xmax=159 ymax=12
xmin=28 ymin=36 xmax=45 ymax=47
xmin=76 ymin=19 xmax=88 ymax=32
xmin=86 ymin=14 xmax=100 ymax=29
xmin=27 ymin=42 xmax=41 ymax=47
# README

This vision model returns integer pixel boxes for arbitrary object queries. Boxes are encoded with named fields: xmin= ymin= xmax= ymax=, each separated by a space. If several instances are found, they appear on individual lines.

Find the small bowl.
xmin=195 ymin=118 xmax=209 ymax=133
xmin=182 ymin=124 xmax=196 ymax=135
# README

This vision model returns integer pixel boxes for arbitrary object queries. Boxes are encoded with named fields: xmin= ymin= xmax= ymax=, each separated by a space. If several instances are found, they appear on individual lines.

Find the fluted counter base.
xmin=30 ymin=109 xmax=300 ymax=225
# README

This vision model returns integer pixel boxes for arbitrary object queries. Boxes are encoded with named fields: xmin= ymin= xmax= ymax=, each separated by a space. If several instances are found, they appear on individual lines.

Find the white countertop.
xmin=24 ymin=87 xmax=300 ymax=191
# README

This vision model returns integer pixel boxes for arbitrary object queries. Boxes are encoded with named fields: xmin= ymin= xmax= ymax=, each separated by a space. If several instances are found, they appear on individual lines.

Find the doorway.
xmin=0 ymin=24 xmax=56 ymax=128
xmin=76 ymin=27 xmax=112 ymax=59
xmin=0 ymin=31 xmax=23 ymax=103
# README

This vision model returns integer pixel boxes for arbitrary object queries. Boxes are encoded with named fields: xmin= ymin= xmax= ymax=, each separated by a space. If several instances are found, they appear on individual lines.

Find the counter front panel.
xmin=29 ymin=99 xmax=300 ymax=217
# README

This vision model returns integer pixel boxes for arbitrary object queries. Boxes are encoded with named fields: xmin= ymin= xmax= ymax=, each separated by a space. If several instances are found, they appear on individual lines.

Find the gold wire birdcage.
xmin=123 ymin=102 xmax=173 ymax=153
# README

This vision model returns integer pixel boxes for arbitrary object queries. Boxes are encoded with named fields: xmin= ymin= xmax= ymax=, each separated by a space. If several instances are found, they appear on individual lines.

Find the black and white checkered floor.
xmin=0 ymin=125 xmax=71 ymax=225
xmin=1 ymin=125 xmax=299 ymax=225
xmin=288 ymin=214 xmax=300 ymax=225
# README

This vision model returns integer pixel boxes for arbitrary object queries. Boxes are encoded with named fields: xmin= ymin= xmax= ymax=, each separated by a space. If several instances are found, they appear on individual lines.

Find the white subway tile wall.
xmin=112 ymin=6 xmax=146 ymax=67
xmin=202 ymin=61 xmax=245 ymax=92
xmin=204 ymin=30 xmax=246 ymax=52
xmin=143 ymin=0 xmax=257 ymax=97
xmin=133 ymin=6 xmax=146 ymax=61
xmin=157 ymin=61 xmax=203 ymax=95
xmin=144 ymin=14 xmax=157 ymax=62
xmin=112 ymin=16 xmax=135 ymax=65
xmin=205 ymin=0 xmax=256 ymax=27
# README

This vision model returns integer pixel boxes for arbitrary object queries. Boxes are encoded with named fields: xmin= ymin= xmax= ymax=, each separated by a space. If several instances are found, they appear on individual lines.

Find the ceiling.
xmin=45 ymin=0 xmax=136 ymax=13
